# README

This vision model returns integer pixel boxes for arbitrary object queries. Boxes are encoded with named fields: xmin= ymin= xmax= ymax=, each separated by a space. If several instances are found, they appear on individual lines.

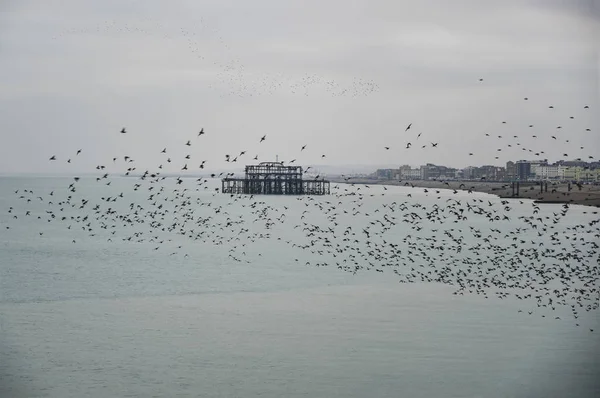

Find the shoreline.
xmin=331 ymin=178 xmax=600 ymax=208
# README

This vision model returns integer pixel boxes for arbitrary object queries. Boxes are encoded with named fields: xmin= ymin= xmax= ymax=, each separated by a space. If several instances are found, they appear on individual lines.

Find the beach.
xmin=331 ymin=178 xmax=600 ymax=207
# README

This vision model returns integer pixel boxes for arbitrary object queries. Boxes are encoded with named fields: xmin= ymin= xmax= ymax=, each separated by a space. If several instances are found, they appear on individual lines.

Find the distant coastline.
xmin=331 ymin=178 xmax=600 ymax=208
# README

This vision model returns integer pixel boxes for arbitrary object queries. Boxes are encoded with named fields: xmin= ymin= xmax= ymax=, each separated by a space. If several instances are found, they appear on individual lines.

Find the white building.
xmin=530 ymin=162 xmax=546 ymax=178
xmin=401 ymin=168 xmax=421 ymax=180
xmin=535 ymin=165 xmax=567 ymax=180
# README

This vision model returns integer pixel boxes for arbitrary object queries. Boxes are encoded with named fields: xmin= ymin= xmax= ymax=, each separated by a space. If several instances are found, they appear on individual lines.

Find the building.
xmin=495 ymin=167 xmax=507 ymax=181
xmin=535 ymin=165 xmax=567 ymax=180
xmin=529 ymin=161 xmax=548 ymax=178
xmin=401 ymin=168 xmax=421 ymax=180
xmin=420 ymin=164 xmax=457 ymax=180
xmin=555 ymin=160 xmax=591 ymax=168
xmin=562 ymin=167 xmax=600 ymax=182
xmin=506 ymin=161 xmax=516 ymax=180
xmin=515 ymin=160 xmax=547 ymax=181
xmin=531 ymin=161 xmax=599 ymax=182
xmin=461 ymin=166 xmax=477 ymax=180
xmin=479 ymin=165 xmax=505 ymax=181
xmin=515 ymin=161 xmax=531 ymax=181
xmin=375 ymin=169 xmax=394 ymax=179
xmin=462 ymin=165 xmax=506 ymax=181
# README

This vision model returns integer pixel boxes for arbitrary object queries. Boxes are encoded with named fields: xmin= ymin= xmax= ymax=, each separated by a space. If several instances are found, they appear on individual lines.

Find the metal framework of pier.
xmin=510 ymin=181 xmax=549 ymax=197
xmin=221 ymin=162 xmax=330 ymax=195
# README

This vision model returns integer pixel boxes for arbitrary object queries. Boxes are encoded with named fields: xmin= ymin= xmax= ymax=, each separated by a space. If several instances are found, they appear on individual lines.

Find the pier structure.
xmin=510 ymin=180 xmax=549 ymax=197
xmin=221 ymin=162 xmax=330 ymax=195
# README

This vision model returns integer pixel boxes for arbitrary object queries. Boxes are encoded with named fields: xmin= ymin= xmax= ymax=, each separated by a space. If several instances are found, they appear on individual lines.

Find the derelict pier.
xmin=221 ymin=162 xmax=330 ymax=195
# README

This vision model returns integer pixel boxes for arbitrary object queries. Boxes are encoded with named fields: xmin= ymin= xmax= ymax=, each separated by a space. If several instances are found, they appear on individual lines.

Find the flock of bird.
xmin=8 ymin=14 xmax=600 ymax=333
xmin=2 ymin=94 xmax=599 ymax=333
xmin=376 ymin=87 xmax=594 ymax=165
xmin=51 ymin=16 xmax=380 ymax=99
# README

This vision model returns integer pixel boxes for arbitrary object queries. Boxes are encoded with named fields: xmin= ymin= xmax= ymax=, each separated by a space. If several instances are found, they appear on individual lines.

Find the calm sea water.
xmin=1 ymin=176 xmax=599 ymax=398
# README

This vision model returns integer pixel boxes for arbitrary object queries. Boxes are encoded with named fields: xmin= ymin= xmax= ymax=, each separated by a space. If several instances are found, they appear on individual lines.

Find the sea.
xmin=0 ymin=176 xmax=598 ymax=398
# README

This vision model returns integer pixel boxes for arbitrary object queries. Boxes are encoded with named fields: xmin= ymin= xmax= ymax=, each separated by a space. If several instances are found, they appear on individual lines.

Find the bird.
xmin=260 ymin=135 xmax=266 ymax=143
xmin=76 ymin=149 xmax=82 ymax=155
xmin=49 ymin=155 xmax=56 ymax=161
xmin=405 ymin=123 xmax=412 ymax=132
xmin=198 ymin=128 xmax=205 ymax=136
xmin=120 ymin=128 xmax=126 ymax=134
xmin=406 ymin=143 xmax=411 ymax=149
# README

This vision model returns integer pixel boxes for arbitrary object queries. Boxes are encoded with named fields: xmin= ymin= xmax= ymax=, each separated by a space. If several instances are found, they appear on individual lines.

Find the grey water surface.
xmin=1 ymin=176 xmax=598 ymax=398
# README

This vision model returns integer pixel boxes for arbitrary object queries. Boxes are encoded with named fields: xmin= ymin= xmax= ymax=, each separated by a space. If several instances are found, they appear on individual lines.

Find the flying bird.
xmin=405 ymin=123 xmax=412 ymax=132
xmin=120 ymin=128 xmax=126 ymax=134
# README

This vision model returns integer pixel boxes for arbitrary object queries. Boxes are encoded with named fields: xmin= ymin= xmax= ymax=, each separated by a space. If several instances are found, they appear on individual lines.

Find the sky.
xmin=0 ymin=0 xmax=598 ymax=175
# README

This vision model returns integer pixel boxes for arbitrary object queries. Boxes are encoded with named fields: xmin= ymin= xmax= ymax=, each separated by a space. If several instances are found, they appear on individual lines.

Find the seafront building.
xmin=372 ymin=159 xmax=599 ymax=183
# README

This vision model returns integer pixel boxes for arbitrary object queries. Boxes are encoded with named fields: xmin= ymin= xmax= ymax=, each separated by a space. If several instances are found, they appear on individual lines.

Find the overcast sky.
xmin=0 ymin=0 xmax=598 ymax=175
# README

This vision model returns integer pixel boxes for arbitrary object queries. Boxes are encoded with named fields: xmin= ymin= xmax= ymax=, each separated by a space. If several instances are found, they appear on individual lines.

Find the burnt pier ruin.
xmin=221 ymin=162 xmax=330 ymax=195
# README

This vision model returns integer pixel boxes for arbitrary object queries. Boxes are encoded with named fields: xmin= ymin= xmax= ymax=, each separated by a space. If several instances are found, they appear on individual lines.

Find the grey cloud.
xmin=0 ymin=0 xmax=598 ymax=175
